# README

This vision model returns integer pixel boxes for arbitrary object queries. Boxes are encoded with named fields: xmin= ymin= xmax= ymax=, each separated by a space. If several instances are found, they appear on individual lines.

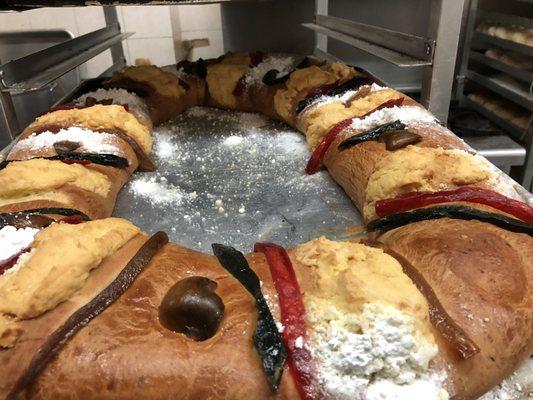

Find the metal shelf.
xmin=463 ymin=133 xmax=526 ymax=171
xmin=302 ymin=15 xmax=433 ymax=67
xmin=0 ymin=23 xmax=131 ymax=93
xmin=467 ymin=70 xmax=533 ymax=111
xmin=0 ymin=0 xmax=256 ymax=9
xmin=469 ymin=51 xmax=533 ymax=83
xmin=477 ymin=10 xmax=533 ymax=28
xmin=472 ymin=32 xmax=533 ymax=56
xmin=464 ymin=97 xmax=528 ymax=142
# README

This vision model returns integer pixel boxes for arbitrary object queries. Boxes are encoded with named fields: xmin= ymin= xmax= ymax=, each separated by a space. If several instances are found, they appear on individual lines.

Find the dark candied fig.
xmin=176 ymin=59 xmax=195 ymax=74
xmin=262 ymin=69 xmax=280 ymax=85
xmin=159 ymin=276 xmax=224 ymax=341
xmin=379 ymin=130 xmax=421 ymax=151
xmin=262 ymin=69 xmax=291 ymax=86
xmin=53 ymin=140 xmax=81 ymax=154
xmin=85 ymin=96 xmax=97 ymax=107
xmin=0 ymin=212 xmax=54 ymax=230
xmin=295 ymin=56 xmax=311 ymax=69
xmin=195 ymin=58 xmax=208 ymax=79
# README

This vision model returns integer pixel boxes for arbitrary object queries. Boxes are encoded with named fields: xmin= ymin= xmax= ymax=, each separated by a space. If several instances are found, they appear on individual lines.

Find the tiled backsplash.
xmin=0 ymin=4 xmax=225 ymax=78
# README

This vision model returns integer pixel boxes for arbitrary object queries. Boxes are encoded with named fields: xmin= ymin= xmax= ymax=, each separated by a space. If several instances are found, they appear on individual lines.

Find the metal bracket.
xmin=303 ymin=14 xmax=435 ymax=67
xmin=0 ymin=23 xmax=132 ymax=93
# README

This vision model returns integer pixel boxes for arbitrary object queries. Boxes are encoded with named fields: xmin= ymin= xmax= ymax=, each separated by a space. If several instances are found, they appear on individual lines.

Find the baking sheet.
xmin=113 ymin=106 xmax=362 ymax=253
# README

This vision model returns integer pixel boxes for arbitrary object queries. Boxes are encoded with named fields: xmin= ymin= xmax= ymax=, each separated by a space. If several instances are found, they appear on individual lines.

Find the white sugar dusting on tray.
xmin=115 ymin=106 xmax=361 ymax=251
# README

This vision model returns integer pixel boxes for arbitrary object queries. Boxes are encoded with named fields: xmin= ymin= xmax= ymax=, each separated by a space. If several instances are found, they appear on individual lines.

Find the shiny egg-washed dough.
xmin=118 ymin=65 xmax=186 ymax=100
xmin=0 ymin=218 xmax=139 ymax=347
xmin=26 ymin=105 xmax=152 ymax=153
xmin=0 ymin=159 xmax=111 ymax=199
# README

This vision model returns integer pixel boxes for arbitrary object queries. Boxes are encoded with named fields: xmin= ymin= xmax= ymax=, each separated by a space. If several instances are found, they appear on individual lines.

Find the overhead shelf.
xmin=466 ymin=70 xmax=533 ymax=111
xmin=0 ymin=23 xmax=131 ymax=93
xmin=302 ymin=14 xmax=434 ymax=67
xmin=0 ymin=0 xmax=257 ymax=9
xmin=472 ymin=32 xmax=533 ymax=56
xmin=469 ymin=51 xmax=533 ymax=83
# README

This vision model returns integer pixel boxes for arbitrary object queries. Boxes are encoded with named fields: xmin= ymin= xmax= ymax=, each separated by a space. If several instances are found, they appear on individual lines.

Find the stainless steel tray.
xmin=113 ymin=107 xmax=362 ymax=252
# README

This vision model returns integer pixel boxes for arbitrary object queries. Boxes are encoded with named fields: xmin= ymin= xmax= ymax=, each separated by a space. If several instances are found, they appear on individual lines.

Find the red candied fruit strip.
xmin=232 ymin=77 xmax=246 ymax=96
xmin=305 ymin=97 xmax=404 ymax=175
xmin=305 ymin=118 xmax=353 ymax=174
xmin=58 ymin=215 xmax=85 ymax=225
xmin=0 ymin=215 xmax=86 ymax=276
xmin=254 ymin=242 xmax=317 ymax=400
xmin=0 ymin=247 xmax=31 ymax=276
xmin=375 ymin=186 xmax=533 ymax=223
xmin=305 ymin=83 xmax=337 ymax=99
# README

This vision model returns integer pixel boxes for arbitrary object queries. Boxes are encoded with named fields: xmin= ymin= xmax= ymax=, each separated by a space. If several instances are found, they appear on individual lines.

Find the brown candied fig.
xmin=380 ymin=130 xmax=421 ymax=151
xmin=85 ymin=96 xmax=98 ymax=107
xmin=0 ymin=212 xmax=55 ymax=229
xmin=159 ymin=276 xmax=224 ymax=341
xmin=53 ymin=140 xmax=81 ymax=154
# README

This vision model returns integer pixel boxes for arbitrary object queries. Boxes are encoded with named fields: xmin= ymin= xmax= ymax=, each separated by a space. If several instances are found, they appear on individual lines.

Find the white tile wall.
xmin=125 ymin=37 xmax=176 ymax=66
xmin=24 ymin=8 xmax=79 ymax=36
xmin=170 ymin=4 xmax=224 ymax=61
xmin=118 ymin=5 xmax=173 ymax=39
xmin=176 ymin=4 xmax=222 ymax=32
xmin=0 ymin=11 xmax=32 ymax=31
xmin=0 ymin=4 xmax=225 ymax=73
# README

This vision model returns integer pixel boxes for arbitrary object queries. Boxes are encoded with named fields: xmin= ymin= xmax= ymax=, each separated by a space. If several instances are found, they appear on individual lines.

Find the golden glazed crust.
xmin=377 ymin=219 xmax=533 ymax=399
xmin=0 ymin=232 xmax=150 ymax=398
xmin=19 ymin=243 xmax=299 ymax=400
xmin=3 ymin=228 xmax=530 ymax=400
xmin=106 ymin=65 xmax=208 ymax=125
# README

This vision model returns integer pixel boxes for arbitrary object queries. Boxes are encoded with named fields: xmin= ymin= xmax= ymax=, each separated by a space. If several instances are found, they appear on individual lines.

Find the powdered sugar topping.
xmin=9 ymin=127 xmax=122 ymax=157
xmin=308 ymin=302 xmax=447 ymax=400
xmin=75 ymin=88 xmax=147 ymax=110
xmin=301 ymin=83 xmax=386 ymax=110
xmin=0 ymin=226 xmax=39 ymax=265
xmin=350 ymin=105 xmax=437 ymax=131
xmin=244 ymin=55 xmax=296 ymax=86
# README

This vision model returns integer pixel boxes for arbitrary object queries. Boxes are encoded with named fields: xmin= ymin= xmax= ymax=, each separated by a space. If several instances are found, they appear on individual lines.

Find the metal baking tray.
xmin=113 ymin=106 xmax=362 ymax=252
